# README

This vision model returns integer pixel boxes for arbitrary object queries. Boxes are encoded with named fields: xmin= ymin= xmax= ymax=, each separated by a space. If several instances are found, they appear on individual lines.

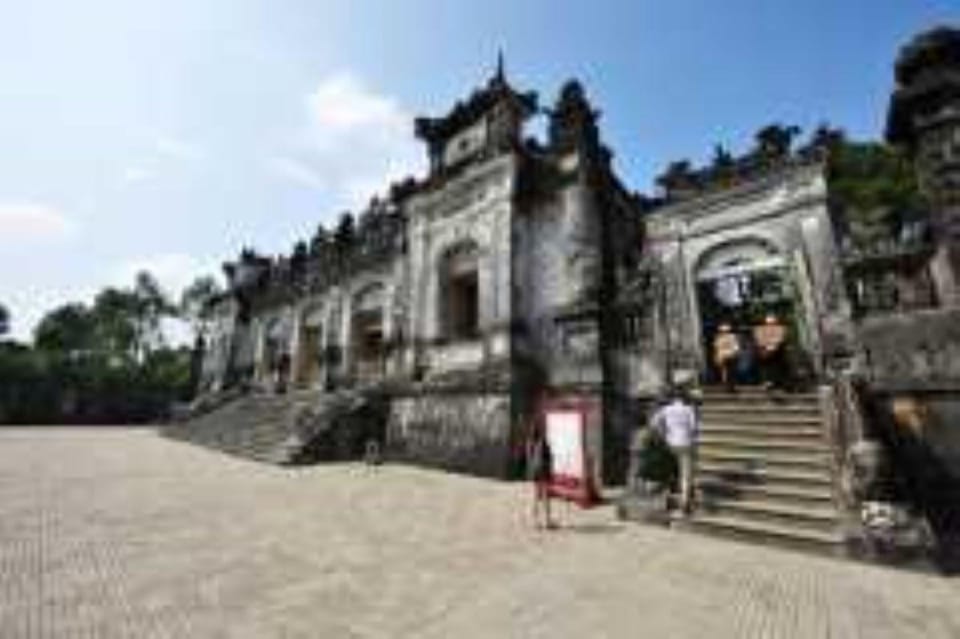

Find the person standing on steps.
xmin=713 ymin=323 xmax=740 ymax=392
xmin=651 ymin=389 xmax=700 ymax=514
xmin=754 ymin=314 xmax=787 ymax=391
xmin=527 ymin=423 xmax=557 ymax=530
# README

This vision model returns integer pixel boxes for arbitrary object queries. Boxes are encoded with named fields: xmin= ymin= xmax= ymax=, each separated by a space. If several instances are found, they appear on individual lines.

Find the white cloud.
xmin=122 ymin=166 xmax=154 ymax=183
xmin=0 ymin=202 xmax=75 ymax=243
xmin=113 ymin=252 xmax=222 ymax=301
xmin=270 ymin=72 xmax=423 ymax=206
xmin=265 ymin=156 xmax=324 ymax=190
xmin=154 ymin=136 xmax=203 ymax=161
xmin=120 ymin=135 xmax=203 ymax=185
xmin=307 ymin=72 xmax=408 ymax=132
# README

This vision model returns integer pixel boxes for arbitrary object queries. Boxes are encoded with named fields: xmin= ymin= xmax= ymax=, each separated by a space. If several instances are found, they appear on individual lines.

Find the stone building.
xmin=198 ymin=64 xmax=642 ymax=479
xmin=187 ymin=28 xmax=960 ymax=565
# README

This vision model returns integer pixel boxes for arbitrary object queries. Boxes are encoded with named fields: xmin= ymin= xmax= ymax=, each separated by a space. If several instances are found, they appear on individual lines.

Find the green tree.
xmin=17 ymin=274 xmax=189 ymax=424
xmin=0 ymin=302 xmax=9 ymax=337
xmin=754 ymin=123 xmax=802 ymax=159
xmin=131 ymin=271 xmax=176 ymax=361
xmin=828 ymin=141 xmax=926 ymax=247
xmin=0 ymin=340 xmax=58 ymax=423
xmin=34 ymin=303 xmax=96 ymax=353
xmin=91 ymin=287 xmax=139 ymax=359
xmin=180 ymin=275 xmax=222 ymax=341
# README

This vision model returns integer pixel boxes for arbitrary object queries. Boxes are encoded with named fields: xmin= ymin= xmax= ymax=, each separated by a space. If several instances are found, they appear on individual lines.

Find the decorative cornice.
xmin=647 ymin=159 xmax=826 ymax=225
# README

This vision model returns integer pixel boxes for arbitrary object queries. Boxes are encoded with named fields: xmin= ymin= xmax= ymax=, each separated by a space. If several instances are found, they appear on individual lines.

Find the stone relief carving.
xmin=392 ymin=396 xmax=511 ymax=457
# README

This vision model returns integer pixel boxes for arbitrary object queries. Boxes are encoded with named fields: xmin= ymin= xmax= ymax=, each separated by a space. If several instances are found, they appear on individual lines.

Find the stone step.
xmin=701 ymin=389 xmax=819 ymax=403
xmin=697 ymin=448 xmax=830 ymax=470
xmin=680 ymin=514 xmax=845 ymax=556
xmin=697 ymin=496 xmax=839 ymax=531
xmin=700 ymin=413 xmax=823 ymax=426
xmin=698 ymin=435 xmax=829 ymax=454
xmin=698 ymin=424 xmax=825 ymax=441
xmin=698 ymin=479 xmax=835 ymax=505
xmin=698 ymin=461 xmax=833 ymax=487
xmin=165 ymin=387 xmax=379 ymax=466
xmin=699 ymin=402 xmax=821 ymax=415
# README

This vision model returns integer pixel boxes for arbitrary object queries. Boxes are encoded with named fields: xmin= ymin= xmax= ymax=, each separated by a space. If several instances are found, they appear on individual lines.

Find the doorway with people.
xmin=693 ymin=240 xmax=811 ymax=391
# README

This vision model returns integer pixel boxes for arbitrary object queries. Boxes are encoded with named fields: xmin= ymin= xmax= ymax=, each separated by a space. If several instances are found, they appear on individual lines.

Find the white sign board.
xmin=545 ymin=410 xmax=584 ymax=482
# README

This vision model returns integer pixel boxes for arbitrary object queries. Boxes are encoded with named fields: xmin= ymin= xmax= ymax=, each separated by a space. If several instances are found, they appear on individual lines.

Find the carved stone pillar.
xmin=887 ymin=26 xmax=960 ymax=307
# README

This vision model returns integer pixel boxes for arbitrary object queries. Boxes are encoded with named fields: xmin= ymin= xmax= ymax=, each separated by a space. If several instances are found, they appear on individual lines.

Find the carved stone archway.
xmin=350 ymin=283 xmax=387 ymax=382
xmin=296 ymin=304 xmax=325 ymax=387
xmin=690 ymin=236 xmax=797 ymax=384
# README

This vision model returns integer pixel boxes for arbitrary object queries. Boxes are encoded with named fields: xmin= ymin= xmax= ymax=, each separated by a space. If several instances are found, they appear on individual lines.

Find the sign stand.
xmin=540 ymin=396 xmax=601 ymax=507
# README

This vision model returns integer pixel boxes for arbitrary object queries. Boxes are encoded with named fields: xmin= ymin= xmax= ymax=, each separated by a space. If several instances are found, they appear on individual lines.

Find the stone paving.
xmin=0 ymin=428 xmax=958 ymax=638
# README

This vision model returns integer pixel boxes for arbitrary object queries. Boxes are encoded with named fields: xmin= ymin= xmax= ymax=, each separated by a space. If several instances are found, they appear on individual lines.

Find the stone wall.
xmin=860 ymin=308 xmax=960 ymax=471
xmin=855 ymin=308 xmax=960 ymax=568
xmin=641 ymin=163 xmax=835 ymax=388
xmin=386 ymin=392 xmax=515 ymax=478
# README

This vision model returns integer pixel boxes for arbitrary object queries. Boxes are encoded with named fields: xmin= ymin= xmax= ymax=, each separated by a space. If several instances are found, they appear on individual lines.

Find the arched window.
xmin=351 ymin=283 xmax=386 ymax=380
xmin=439 ymin=243 xmax=480 ymax=340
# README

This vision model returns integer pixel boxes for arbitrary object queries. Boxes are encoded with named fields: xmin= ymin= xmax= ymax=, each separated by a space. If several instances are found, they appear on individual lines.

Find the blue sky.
xmin=1 ymin=1 xmax=956 ymax=342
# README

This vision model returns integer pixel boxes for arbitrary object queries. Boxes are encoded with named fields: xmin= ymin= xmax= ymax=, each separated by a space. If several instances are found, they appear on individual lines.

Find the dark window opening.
xmin=449 ymin=271 xmax=479 ymax=339
xmin=440 ymin=245 xmax=481 ymax=341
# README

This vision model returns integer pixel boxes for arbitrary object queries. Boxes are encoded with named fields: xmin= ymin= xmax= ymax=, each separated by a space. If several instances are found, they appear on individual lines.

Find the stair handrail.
xmin=823 ymin=367 xmax=872 ymax=519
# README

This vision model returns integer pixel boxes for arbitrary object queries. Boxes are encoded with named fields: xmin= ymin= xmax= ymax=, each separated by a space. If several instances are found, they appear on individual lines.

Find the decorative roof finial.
xmin=495 ymin=48 xmax=505 ymax=83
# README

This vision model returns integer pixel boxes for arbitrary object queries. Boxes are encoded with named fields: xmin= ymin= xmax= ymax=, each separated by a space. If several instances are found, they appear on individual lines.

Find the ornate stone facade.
xmin=201 ymin=67 xmax=642 ymax=478
xmin=197 ymin=29 xmax=960 ymax=563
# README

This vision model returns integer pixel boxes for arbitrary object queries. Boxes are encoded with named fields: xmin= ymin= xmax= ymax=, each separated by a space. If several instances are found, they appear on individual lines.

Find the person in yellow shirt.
xmin=712 ymin=324 xmax=739 ymax=391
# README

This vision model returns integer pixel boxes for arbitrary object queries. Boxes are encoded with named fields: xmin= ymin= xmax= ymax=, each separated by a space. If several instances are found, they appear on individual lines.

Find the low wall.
xmin=860 ymin=308 xmax=960 ymax=474
xmin=858 ymin=307 xmax=960 ymax=569
xmin=386 ymin=392 xmax=515 ymax=478
xmin=860 ymin=308 xmax=960 ymax=389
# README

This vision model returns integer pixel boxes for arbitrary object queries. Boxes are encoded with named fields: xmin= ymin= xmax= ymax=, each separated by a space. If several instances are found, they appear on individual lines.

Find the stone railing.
xmin=841 ymin=237 xmax=937 ymax=319
xmin=821 ymin=372 xmax=868 ymax=515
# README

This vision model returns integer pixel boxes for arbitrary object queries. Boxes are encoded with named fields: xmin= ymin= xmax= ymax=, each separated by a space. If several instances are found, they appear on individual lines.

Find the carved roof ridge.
xmin=414 ymin=67 xmax=538 ymax=144
xmin=647 ymin=158 xmax=825 ymax=217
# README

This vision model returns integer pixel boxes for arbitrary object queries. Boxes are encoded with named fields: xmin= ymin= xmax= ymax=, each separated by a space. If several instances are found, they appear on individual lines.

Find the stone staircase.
xmin=686 ymin=388 xmax=846 ymax=555
xmin=164 ymin=387 xmax=384 ymax=465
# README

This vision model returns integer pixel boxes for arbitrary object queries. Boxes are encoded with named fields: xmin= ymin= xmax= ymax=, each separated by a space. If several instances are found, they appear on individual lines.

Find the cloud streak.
xmin=154 ymin=136 xmax=204 ymax=162
xmin=120 ymin=135 xmax=204 ymax=185
xmin=265 ymin=156 xmax=325 ymax=190
xmin=0 ymin=202 xmax=76 ymax=243
xmin=269 ymin=72 xmax=423 ymax=207
xmin=122 ymin=166 xmax=155 ymax=183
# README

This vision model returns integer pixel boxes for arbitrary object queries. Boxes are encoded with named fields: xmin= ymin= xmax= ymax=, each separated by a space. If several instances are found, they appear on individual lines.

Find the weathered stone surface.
xmin=861 ymin=308 xmax=960 ymax=388
xmin=387 ymin=393 xmax=514 ymax=478
xmin=196 ymin=68 xmax=643 ymax=480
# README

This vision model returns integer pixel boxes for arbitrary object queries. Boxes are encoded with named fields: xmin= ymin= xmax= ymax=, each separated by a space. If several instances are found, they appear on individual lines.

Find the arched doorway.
xmin=350 ymin=283 xmax=386 ymax=383
xmin=261 ymin=316 xmax=292 ymax=387
xmin=693 ymin=238 xmax=806 ymax=387
xmin=297 ymin=305 xmax=325 ymax=387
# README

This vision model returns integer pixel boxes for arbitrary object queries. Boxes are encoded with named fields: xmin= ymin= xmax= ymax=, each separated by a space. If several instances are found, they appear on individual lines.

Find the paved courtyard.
xmin=0 ymin=428 xmax=958 ymax=638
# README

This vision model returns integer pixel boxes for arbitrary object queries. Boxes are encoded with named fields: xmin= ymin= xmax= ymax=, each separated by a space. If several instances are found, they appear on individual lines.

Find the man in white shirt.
xmin=651 ymin=391 xmax=699 ymax=513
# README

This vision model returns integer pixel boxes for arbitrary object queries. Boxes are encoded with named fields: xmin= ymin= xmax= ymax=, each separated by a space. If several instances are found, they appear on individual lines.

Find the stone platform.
xmin=0 ymin=427 xmax=958 ymax=638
